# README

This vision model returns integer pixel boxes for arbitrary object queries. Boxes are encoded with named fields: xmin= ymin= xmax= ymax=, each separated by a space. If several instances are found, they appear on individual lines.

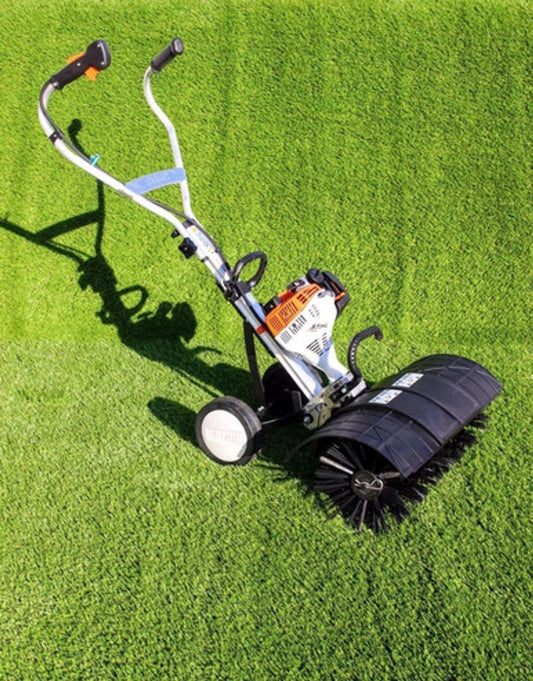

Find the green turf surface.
xmin=1 ymin=0 xmax=531 ymax=679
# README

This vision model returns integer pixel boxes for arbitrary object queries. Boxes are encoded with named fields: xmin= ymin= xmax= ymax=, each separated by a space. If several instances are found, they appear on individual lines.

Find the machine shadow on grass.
xmin=1 ymin=120 xmax=312 ymax=492
xmin=2 ymin=120 xmax=252 ymax=399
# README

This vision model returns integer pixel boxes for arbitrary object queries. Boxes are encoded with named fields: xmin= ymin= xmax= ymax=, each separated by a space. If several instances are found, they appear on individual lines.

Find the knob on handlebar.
xmin=151 ymin=38 xmax=184 ymax=73
xmin=52 ymin=40 xmax=111 ymax=90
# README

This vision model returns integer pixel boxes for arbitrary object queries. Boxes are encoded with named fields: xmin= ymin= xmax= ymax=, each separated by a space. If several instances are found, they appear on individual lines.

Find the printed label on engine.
xmin=369 ymin=389 xmax=402 ymax=405
xmin=279 ymin=314 xmax=307 ymax=344
xmin=392 ymin=372 xmax=424 ymax=388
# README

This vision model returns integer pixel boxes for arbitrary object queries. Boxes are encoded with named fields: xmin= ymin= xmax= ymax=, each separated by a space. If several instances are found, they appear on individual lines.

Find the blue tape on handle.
xmin=126 ymin=167 xmax=186 ymax=194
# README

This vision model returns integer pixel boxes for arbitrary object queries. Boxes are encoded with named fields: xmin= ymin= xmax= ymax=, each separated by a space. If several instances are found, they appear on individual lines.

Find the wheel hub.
xmin=350 ymin=470 xmax=384 ymax=500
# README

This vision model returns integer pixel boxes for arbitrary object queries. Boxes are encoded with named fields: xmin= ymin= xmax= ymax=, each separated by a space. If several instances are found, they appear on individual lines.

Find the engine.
xmin=263 ymin=269 xmax=350 ymax=381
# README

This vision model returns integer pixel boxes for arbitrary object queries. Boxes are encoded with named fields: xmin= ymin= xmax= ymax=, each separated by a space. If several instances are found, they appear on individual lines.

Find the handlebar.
xmin=151 ymin=38 xmax=184 ymax=73
xmin=347 ymin=325 xmax=383 ymax=381
xmin=47 ymin=36 xmax=184 ymax=93
xmin=226 ymin=252 xmax=268 ymax=300
xmin=38 ymin=34 xmax=206 ymax=267
xmin=52 ymin=40 xmax=111 ymax=90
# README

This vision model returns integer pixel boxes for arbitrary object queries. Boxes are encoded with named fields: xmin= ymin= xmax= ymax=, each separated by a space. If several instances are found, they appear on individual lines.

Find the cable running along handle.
xmin=151 ymin=38 xmax=184 ymax=73
xmin=52 ymin=40 xmax=111 ymax=90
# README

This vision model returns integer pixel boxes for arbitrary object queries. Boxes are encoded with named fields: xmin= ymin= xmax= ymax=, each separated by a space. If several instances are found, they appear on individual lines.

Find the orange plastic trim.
xmin=265 ymin=284 xmax=321 ymax=336
xmin=67 ymin=52 xmax=99 ymax=81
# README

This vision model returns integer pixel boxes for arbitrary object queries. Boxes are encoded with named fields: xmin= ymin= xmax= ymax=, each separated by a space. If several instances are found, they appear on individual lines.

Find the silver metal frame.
xmin=38 ymin=57 xmax=365 ymax=427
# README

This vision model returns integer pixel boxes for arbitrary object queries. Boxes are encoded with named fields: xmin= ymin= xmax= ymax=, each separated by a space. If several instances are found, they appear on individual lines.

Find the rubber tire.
xmin=195 ymin=396 xmax=263 ymax=466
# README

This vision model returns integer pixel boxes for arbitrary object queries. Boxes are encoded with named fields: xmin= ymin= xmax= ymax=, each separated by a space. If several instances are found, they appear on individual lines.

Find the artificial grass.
xmin=1 ymin=0 xmax=531 ymax=679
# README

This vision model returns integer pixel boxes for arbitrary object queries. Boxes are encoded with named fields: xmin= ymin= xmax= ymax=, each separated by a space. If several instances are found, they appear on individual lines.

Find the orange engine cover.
xmin=264 ymin=284 xmax=322 ymax=336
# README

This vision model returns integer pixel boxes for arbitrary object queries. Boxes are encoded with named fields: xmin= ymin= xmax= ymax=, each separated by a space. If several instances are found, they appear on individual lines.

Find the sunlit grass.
xmin=0 ymin=1 xmax=531 ymax=679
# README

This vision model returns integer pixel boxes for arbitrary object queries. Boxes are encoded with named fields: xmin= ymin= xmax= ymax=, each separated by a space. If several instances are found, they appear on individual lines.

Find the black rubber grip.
xmin=53 ymin=40 xmax=111 ymax=90
xmin=231 ymin=251 xmax=268 ymax=290
xmin=151 ymin=38 xmax=184 ymax=73
xmin=347 ymin=325 xmax=383 ymax=380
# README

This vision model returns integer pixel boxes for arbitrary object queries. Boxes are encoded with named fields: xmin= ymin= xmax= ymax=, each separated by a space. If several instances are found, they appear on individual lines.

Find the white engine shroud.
xmin=272 ymin=286 xmax=347 ymax=382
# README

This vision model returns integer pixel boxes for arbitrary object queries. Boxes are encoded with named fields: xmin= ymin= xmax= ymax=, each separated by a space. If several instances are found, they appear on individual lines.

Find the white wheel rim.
xmin=200 ymin=409 xmax=249 ymax=463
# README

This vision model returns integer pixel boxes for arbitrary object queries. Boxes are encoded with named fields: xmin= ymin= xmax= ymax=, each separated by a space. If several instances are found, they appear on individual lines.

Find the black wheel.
xmin=195 ymin=396 xmax=263 ymax=466
xmin=262 ymin=362 xmax=305 ymax=417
